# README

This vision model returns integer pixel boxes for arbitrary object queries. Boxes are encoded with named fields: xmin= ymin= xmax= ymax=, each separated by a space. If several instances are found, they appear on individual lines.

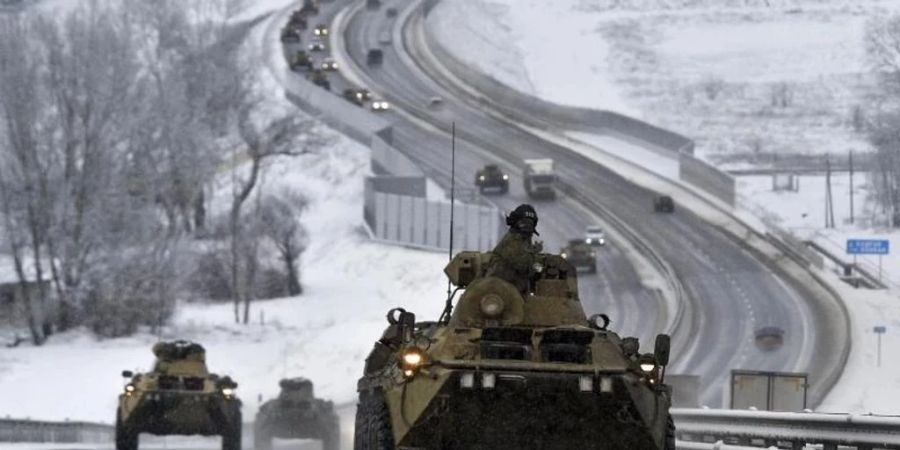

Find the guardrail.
xmin=0 ymin=418 xmax=113 ymax=443
xmin=673 ymin=408 xmax=900 ymax=450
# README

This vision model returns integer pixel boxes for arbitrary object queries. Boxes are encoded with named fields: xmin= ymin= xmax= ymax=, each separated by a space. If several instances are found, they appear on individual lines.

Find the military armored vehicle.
xmin=116 ymin=341 xmax=241 ymax=450
xmin=281 ymin=26 xmax=301 ymax=43
xmin=254 ymin=378 xmax=340 ymax=450
xmin=299 ymin=0 xmax=319 ymax=15
xmin=289 ymin=51 xmax=314 ymax=72
xmin=561 ymin=238 xmax=598 ymax=273
xmin=475 ymin=164 xmax=510 ymax=194
xmin=307 ymin=69 xmax=330 ymax=90
xmin=288 ymin=11 xmax=308 ymax=30
xmin=355 ymin=249 xmax=675 ymax=449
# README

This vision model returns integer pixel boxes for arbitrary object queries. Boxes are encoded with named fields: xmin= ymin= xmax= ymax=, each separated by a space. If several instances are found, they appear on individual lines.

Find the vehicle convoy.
xmin=254 ymin=378 xmax=340 ymax=450
xmin=116 ymin=341 xmax=241 ymax=450
xmin=354 ymin=237 xmax=674 ymax=449
xmin=523 ymin=158 xmax=557 ymax=199
xmin=585 ymin=225 xmax=607 ymax=246
xmin=475 ymin=164 xmax=510 ymax=194
xmin=561 ymin=239 xmax=598 ymax=273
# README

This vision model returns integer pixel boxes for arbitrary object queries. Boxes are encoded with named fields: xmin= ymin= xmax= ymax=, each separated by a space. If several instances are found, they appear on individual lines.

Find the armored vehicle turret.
xmin=355 ymin=250 xmax=675 ymax=450
xmin=254 ymin=378 xmax=340 ymax=450
xmin=115 ymin=341 xmax=241 ymax=450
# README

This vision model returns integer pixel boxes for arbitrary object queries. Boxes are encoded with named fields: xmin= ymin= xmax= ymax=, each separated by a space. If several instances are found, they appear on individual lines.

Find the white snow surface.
xmin=0 ymin=1 xmax=447 ymax=424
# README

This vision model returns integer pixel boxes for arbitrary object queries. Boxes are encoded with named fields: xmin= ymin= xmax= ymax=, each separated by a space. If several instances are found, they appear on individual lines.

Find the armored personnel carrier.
xmin=475 ymin=164 xmax=510 ymax=195
xmin=561 ymin=238 xmax=598 ymax=273
xmin=254 ymin=378 xmax=340 ymax=450
xmin=115 ymin=341 xmax=241 ymax=450
xmin=355 ymin=250 xmax=675 ymax=450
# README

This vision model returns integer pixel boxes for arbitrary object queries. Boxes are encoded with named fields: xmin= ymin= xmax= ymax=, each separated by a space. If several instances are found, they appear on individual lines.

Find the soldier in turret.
xmin=486 ymin=204 xmax=543 ymax=295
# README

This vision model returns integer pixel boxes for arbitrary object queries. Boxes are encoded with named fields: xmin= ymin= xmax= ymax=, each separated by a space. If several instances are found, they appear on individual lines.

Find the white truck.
xmin=523 ymin=158 xmax=557 ymax=199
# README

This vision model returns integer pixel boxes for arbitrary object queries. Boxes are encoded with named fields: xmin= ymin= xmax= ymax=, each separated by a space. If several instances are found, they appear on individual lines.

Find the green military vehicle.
xmin=560 ymin=238 xmax=598 ymax=274
xmin=115 ymin=341 xmax=242 ymax=450
xmin=289 ymin=51 xmax=314 ymax=72
xmin=254 ymin=378 xmax=340 ymax=450
xmin=308 ymin=69 xmax=330 ymax=90
xmin=355 ymin=249 xmax=675 ymax=449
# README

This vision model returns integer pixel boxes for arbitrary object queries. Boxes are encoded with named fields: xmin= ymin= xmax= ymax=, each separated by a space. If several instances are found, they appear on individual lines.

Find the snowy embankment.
xmin=0 ymin=3 xmax=446 ymax=424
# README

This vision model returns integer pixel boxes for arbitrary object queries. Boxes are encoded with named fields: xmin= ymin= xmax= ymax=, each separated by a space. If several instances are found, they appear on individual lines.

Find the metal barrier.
xmin=0 ymin=418 xmax=113 ymax=443
xmin=673 ymin=408 xmax=900 ymax=450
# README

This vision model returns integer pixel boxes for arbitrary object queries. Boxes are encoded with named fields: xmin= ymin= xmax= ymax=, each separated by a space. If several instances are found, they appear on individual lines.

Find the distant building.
xmin=0 ymin=255 xmax=54 ymax=327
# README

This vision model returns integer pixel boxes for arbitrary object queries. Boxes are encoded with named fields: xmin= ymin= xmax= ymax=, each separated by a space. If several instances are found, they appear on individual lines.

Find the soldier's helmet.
xmin=506 ymin=204 xmax=539 ymax=235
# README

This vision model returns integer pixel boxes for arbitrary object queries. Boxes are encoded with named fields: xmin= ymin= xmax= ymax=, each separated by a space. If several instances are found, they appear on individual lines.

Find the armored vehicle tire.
xmin=115 ymin=410 xmax=138 ymax=450
xmin=665 ymin=414 xmax=676 ymax=450
xmin=222 ymin=411 xmax=242 ymax=450
xmin=354 ymin=391 xmax=394 ymax=450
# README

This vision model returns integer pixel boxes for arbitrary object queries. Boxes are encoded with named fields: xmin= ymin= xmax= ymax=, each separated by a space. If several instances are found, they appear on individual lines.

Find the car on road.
xmin=116 ymin=341 xmax=241 ymax=450
xmin=314 ymin=24 xmax=329 ymax=36
xmin=300 ymin=0 xmax=319 ymax=15
xmin=754 ymin=326 xmax=785 ymax=351
xmin=320 ymin=57 xmax=338 ymax=71
xmin=308 ymin=38 xmax=326 ymax=52
xmin=561 ymin=239 xmax=598 ymax=273
xmin=654 ymin=195 xmax=675 ymax=213
xmin=385 ymin=7 xmax=398 ymax=17
xmin=584 ymin=225 xmax=607 ymax=246
xmin=289 ymin=51 xmax=313 ymax=72
xmin=289 ymin=11 xmax=309 ymax=30
xmin=366 ymin=0 xmax=380 ymax=9
xmin=342 ymin=88 xmax=365 ymax=106
xmin=366 ymin=48 xmax=383 ymax=66
xmin=428 ymin=95 xmax=444 ymax=108
xmin=280 ymin=26 xmax=301 ymax=43
xmin=474 ymin=164 xmax=509 ymax=194
xmin=357 ymin=88 xmax=373 ymax=101
xmin=371 ymin=99 xmax=390 ymax=111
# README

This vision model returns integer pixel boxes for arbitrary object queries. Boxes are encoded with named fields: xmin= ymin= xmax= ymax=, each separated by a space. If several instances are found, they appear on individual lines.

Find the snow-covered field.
xmin=429 ymin=0 xmax=900 ymax=165
xmin=0 ymin=1 xmax=448 ymax=424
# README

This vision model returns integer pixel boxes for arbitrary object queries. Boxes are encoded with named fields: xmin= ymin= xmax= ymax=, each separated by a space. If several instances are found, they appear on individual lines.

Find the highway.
xmin=329 ymin=0 xmax=838 ymax=409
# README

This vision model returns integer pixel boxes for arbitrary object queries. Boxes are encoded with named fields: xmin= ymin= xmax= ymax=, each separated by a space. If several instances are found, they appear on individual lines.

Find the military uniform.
xmin=487 ymin=204 xmax=542 ymax=294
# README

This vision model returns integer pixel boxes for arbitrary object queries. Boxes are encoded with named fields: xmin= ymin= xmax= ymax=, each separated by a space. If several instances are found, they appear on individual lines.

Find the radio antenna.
xmin=440 ymin=122 xmax=458 ymax=324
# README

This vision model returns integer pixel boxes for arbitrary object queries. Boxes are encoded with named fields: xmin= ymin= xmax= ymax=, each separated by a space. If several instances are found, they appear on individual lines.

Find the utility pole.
xmin=825 ymin=154 xmax=835 ymax=228
xmin=849 ymin=150 xmax=855 ymax=225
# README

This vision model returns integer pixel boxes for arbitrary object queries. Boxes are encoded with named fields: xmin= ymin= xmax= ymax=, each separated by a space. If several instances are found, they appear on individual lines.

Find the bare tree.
xmin=230 ymin=109 xmax=327 ymax=323
xmin=865 ymin=14 xmax=900 ymax=225
xmin=259 ymin=191 xmax=309 ymax=296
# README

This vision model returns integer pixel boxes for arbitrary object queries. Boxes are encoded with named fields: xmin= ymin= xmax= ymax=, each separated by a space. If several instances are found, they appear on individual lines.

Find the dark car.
xmin=366 ymin=0 xmax=380 ymax=9
xmin=289 ymin=11 xmax=308 ymax=29
xmin=299 ymin=0 xmax=319 ymax=15
xmin=654 ymin=195 xmax=675 ymax=213
xmin=474 ymin=164 xmax=509 ymax=194
xmin=366 ymin=48 xmax=383 ymax=66
xmin=754 ymin=326 xmax=785 ymax=351
xmin=386 ymin=7 xmax=398 ymax=17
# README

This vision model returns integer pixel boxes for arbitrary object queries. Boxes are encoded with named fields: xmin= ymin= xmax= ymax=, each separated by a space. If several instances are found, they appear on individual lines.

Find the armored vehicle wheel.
xmin=665 ymin=414 xmax=676 ymax=450
xmin=354 ymin=392 xmax=394 ymax=450
xmin=115 ymin=410 xmax=138 ymax=450
xmin=221 ymin=411 xmax=242 ymax=450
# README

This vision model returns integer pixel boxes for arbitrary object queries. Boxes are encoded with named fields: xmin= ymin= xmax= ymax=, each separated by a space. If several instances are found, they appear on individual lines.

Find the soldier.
xmin=487 ymin=204 xmax=543 ymax=294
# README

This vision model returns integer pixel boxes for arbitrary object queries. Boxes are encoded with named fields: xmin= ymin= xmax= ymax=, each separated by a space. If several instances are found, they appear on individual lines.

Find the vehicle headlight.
xmin=590 ymin=252 xmax=596 ymax=258
xmin=479 ymin=176 xmax=485 ymax=181
xmin=560 ymin=252 xmax=567 ymax=259
xmin=599 ymin=238 xmax=606 ymax=244
xmin=480 ymin=294 xmax=505 ymax=318
xmin=125 ymin=384 xmax=135 ymax=394
xmin=640 ymin=363 xmax=656 ymax=373
xmin=502 ymin=174 xmax=509 ymax=180
xmin=222 ymin=387 xmax=234 ymax=397
xmin=585 ymin=238 xmax=592 ymax=244
xmin=401 ymin=348 xmax=427 ymax=377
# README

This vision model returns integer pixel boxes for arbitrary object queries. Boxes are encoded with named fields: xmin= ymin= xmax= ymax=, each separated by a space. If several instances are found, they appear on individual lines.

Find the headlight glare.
xmin=640 ymin=363 xmax=656 ymax=373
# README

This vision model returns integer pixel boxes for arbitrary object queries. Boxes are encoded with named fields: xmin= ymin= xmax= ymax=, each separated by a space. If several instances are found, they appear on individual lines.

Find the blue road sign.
xmin=847 ymin=239 xmax=890 ymax=255
xmin=874 ymin=326 xmax=887 ymax=334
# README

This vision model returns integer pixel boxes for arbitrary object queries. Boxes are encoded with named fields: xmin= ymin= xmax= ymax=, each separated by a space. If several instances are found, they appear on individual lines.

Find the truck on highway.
xmin=523 ymin=158 xmax=557 ymax=199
